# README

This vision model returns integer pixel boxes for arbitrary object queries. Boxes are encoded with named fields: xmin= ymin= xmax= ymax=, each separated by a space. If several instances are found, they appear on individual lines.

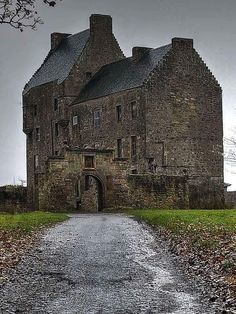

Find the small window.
xmin=131 ymin=101 xmax=137 ymax=119
xmin=117 ymin=139 xmax=123 ymax=158
xmin=84 ymin=156 xmax=95 ymax=168
xmin=35 ymin=127 xmax=40 ymax=141
xmin=131 ymin=136 xmax=137 ymax=157
xmin=86 ymin=72 xmax=92 ymax=80
xmin=116 ymin=105 xmax=122 ymax=123
xmin=55 ymin=122 xmax=59 ymax=136
xmin=55 ymin=150 xmax=59 ymax=156
xmin=34 ymin=105 xmax=37 ymax=117
xmin=34 ymin=155 xmax=39 ymax=169
xmin=131 ymin=169 xmax=138 ymax=174
xmin=93 ymin=109 xmax=101 ymax=128
xmin=54 ymin=98 xmax=58 ymax=111
xmin=72 ymin=115 xmax=78 ymax=126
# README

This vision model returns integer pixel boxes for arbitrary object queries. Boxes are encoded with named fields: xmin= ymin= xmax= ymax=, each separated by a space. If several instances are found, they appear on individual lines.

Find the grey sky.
xmin=0 ymin=0 xmax=235 ymax=189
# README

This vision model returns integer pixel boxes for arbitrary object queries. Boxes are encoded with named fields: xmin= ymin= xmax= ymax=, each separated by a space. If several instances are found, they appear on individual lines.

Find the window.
xmin=84 ymin=156 xmax=95 ymax=168
xmin=72 ymin=115 xmax=78 ymax=126
xmin=54 ymin=98 xmax=58 ymax=111
xmin=35 ymin=127 xmax=40 ymax=141
xmin=131 ymin=101 xmax=137 ymax=119
xmin=131 ymin=136 xmax=137 ymax=157
xmin=117 ymin=139 xmax=123 ymax=158
xmin=55 ymin=122 xmax=59 ymax=136
xmin=86 ymin=72 xmax=92 ymax=80
xmin=131 ymin=169 xmax=138 ymax=174
xmin=34 ymin=105 xmax=37 ymax=117
xmin=116 ymin=105 xmax=122 ymax=122
xmin=93 ymin=109 xmax=101 ymax=128
xmin=34 ymin=155 xmax=39 ymax=169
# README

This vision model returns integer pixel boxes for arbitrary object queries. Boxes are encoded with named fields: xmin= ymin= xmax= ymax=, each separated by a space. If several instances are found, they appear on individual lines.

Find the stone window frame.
xmin=84 ymin=155 xmax=95 ymax=169
xmin=85 ymin=72 xmax=92 ymax=80
xmin=131 ymin=135 xmax=137 ymax=158
xmin=72 ymin=115 xmax=78 ymax=126
xmin=93 ymin=109 xmax=101 ymax=128
xmin=116 ymin=104 xmax=122 ymax=123
xmin=131 ymin=101 xmax=137 ymax=119
xmin=34 ymin=155 xmax=39 ymax=169
xmin=117 ymin=138 xmax=123 ymax=158
xmin=131 ymin=168 xmax=138 ymax=174
xmin=55 ymin=122 xmax=59 ymax=137
xmin=54 ymin=98 xmax=58 ymax=111
xmin=33 ymin=104 xmax=37 ymax=117
xmin=35 ymin=127 xmax=40 ymax=142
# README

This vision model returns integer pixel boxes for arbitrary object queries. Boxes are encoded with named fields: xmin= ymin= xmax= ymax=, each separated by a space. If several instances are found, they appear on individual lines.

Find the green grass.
xmin=0 ymin=211 xmax=69 ymax=233
xmin=129 ymin=209 xmax=236 ymax=234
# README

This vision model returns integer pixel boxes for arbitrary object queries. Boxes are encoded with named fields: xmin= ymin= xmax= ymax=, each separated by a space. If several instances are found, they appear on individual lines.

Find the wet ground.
xmin=0 ymin=214 xmax=214 ymax=313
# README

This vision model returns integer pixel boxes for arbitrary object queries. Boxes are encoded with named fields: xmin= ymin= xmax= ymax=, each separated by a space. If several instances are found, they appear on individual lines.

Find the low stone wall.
xmin=225 ymin=191 xmax=236 ymax=208
xmin=188 ymin=177 xmax=224 ymax=209
xmin=0 ymin=186 xmax=28 ymax=213
xmin=36 ymin=149 xmax=225 ymax=211
xmin=127 ymin=175 xmax=189 ymax=209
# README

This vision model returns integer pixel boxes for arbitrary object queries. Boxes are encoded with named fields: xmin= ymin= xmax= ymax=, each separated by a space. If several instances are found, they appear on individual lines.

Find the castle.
xmin=23 ymin=14 xmax=224 ymax=211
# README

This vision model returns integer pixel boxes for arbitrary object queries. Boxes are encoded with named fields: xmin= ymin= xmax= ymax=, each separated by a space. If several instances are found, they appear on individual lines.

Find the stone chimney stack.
xmin=51 ymin=32 xmax=71 ymax=50
xmin=172 ymin=38 xmax=193 ymax=50
xmin=132 ymin=47 xmax=152 ymax=62
xmin=89 ymin=14 xmax=112 ymax=37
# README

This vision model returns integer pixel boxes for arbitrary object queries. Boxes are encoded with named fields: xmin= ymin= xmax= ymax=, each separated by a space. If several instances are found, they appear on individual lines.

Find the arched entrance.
xmin=80 ymin=173 xmax=105 ymax=212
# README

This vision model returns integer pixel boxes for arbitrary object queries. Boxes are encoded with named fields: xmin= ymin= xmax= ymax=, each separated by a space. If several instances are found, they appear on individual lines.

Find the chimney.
xmin=89 ymin=14 xmax=112 ymax=37
xmin=51 ymin=32 xmax=71 ymax=50
xmin=132 ymin=47 xmax=152 ymax=62
xmin=172 ymin=38 xmax=193 ymax=50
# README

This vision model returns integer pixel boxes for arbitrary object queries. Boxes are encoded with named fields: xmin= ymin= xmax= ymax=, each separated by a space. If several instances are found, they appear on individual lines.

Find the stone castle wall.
xmin=23 ymin=16 xmax=224 ymax=211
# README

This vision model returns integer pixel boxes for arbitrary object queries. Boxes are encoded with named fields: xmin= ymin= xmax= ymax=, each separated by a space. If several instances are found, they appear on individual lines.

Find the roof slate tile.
xmin=24 ymin=29 xmax=90 ymax=94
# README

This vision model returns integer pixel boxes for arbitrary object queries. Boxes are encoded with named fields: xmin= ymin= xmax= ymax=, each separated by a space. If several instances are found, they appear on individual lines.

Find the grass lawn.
xmin=0 ymin=212 xmax=69 ymax=274
xmin=129 ymin=209 xmax=236 ymax=303
xmin=129 ymin=209 xmax=236 ymax=235
xmin=0 ymin=211 xmax=69 ymax=233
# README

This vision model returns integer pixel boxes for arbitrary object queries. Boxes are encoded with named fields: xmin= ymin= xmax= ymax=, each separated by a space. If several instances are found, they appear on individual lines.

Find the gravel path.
xmin=0 ymin=214 xmax=214 ymax=314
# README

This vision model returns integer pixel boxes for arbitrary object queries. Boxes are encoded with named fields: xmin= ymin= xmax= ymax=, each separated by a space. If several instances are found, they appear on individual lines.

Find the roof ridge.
xmin=67 ymin=28 xmax=90 ymax=39
xmin=75 ymin=42 xmax=172 ymax=103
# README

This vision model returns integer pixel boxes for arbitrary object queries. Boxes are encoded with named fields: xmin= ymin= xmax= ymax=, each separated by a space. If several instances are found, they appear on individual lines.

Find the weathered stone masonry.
xmin=23 ymin=14 xmax=224 ymax=211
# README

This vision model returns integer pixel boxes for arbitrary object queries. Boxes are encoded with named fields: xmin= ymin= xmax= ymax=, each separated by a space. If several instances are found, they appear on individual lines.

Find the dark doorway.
xmin=81 ymin=174 xmax=104 ymax=212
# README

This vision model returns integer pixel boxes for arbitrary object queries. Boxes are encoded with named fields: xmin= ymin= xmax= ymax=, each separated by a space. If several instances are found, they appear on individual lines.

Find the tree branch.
xmin=0 ymin=0 xmax=59 ymax=31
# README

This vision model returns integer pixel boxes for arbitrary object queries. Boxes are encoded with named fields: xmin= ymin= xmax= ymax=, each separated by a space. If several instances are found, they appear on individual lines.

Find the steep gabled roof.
xmin=24 ymin=29 xmax=90 ymax=94
xmin=76 ymin=44 xmax=171 ymax=103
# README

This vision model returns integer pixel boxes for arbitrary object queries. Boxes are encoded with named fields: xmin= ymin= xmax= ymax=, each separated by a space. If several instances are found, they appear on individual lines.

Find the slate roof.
xmin=24 ymin=29 xmax=90 ymax=94
xmin=77 ymin=44 xmax=172 ymax=103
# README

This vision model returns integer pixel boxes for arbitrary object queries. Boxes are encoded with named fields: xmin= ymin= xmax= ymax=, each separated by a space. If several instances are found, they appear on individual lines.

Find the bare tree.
xmin=0 ymin=0 xmax=59 ymax=31
xmin=225 ymin=136 xmax=236 ymax=166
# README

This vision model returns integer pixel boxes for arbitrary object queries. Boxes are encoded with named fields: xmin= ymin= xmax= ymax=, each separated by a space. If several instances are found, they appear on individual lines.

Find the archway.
xmin=80 ymin=173 xmax=105 ymax=212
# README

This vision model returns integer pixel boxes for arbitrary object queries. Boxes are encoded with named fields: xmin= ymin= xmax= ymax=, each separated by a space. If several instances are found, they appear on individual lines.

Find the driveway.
xmin=0 ymin=214 xmax=213 ymax=313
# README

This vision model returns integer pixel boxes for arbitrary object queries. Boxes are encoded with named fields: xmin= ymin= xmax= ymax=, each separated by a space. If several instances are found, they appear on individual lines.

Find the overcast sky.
xmin=0 ymin=0 xmax=235 ymax=189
